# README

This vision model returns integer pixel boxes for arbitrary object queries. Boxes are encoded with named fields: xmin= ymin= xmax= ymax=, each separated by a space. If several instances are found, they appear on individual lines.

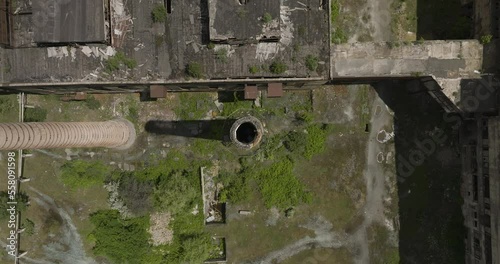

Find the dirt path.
xmin=350 ymin=0 xmax=393 ymax=42
xmin=365 ymin=0 xmax=392 ymax=41
xmin=28 ymin=187 xmax=97 ymax=264
xmin=351 ymin=95 xmax=394 ymax=264
xmin=249 ymin=216 xmax=349 ymax=264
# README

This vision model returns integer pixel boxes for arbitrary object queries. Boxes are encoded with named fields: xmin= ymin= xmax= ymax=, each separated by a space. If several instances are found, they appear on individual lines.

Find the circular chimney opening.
xmin=236 ymin=122 xmax=257 ymax=144
xmin=230 ymin=116 xmax=263 ymax=149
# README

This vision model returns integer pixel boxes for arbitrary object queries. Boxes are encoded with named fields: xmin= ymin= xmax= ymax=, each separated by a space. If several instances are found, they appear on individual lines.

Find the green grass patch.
xmin=174 ymin=92 xmax=216 ymax=120
xmin=305 ymin=55 xmax=319 ymax=71
xmin=24 ymin=106 xmax=47 ymax=122
xmin=256 ymin=158 xmax=312 ymax=209
xmin=221 ymin=92 xmax=253 ymax=116
xmin=60 ymin=160 xmax=111 ymax=189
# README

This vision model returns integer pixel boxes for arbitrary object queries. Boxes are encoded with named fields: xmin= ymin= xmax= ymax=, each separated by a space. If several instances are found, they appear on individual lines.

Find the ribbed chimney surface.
xmin=0 ymin=119 xmax=136 ymax=150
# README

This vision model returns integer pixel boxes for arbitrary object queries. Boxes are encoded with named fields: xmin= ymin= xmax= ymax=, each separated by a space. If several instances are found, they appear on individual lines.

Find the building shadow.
xmin=145 ymin=119 xmax=235 ymax=141
xmin=373 ymin=80 xmax=465 ymax=263
xmin=416 ymin=0 xmax=473 ymax=39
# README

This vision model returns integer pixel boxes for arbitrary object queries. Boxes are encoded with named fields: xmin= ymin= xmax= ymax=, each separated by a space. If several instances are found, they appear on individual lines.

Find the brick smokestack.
xmin=0 ymin=119 xmax=136 ymax=150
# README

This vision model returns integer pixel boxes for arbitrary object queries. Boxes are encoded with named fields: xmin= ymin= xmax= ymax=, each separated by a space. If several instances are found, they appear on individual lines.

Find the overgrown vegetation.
xmin=330 ymin=0 xmax=348 ymax=44
xmin=305 ymin=55 xmax=319 ymax=71
xmin=220 ymin=92 xmax=253 ymax=116
xmin=256 ymin=159 xmax=312 ymax=209
xmin=248 ymin=65 xmax=260 ymax=74
xmin=22 ymin=218 xmax=35 ymax=236
xmin=284 ymin=124 xmax=332 ymax=160
xmin=262 ymin=12 xmax=272 ymax=23
xmin=60 ymin=160 xmax=111 ymax=189
xmin=174 ymin=92 xmax=215 ymax=120
xmin=269 ymin=61 xmax=287 ymax=74
xmin=331 ymin=28 xmax=348 ymax=44
xmin=88 ymin=150 xmax=218 ymax=264
xmin=24 ymin=107 xmax=47 ymax=122
xmin=85 ymin=95 xmax=101 ymax=110
xmin=105 ymin=52 xmax=137 ymax=73
xmin=0 ymin=192 xmax=29 ymax=220
xmin=0 ymin=96 xmax=15 ymax=114
xmin=481 ymin=34 xmax=493 ymax=44
xmin=186 ymin=62 xmax=203 ymax=79
xmin=89 ymin=210 xmax=151 ymax=263
xmin=151 ymin=4 xmax=167 ymax=23
xmin=215 ymin=48 xmax=228 ymax=63
xmin=118 ymin=173 xmax=154 ymax=216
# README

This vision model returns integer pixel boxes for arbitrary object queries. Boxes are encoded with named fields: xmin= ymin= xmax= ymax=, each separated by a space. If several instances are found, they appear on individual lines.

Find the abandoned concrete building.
xmin=0 ymin=0 xmax=109 ymax=47
xmin=0 ymin=0 xmax=499 ymax=263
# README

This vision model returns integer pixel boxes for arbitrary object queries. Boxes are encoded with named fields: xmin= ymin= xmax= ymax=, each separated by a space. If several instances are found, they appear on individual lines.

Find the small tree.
xmin=305 ymin=55 xmax=319 ymax=71
xmin=269 ymin=61 xmax=287 ymax=74
xmin=186 ymin=62 xmax=203 ymax=78
xmin=151 ymin=4 xmax=167 ymax=23
xmin=262 ymin=12 xmax=272 ymax=23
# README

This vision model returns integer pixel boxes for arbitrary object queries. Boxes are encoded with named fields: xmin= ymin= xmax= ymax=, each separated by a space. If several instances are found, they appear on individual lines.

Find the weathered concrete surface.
xmin=331 ymin=40 xmax=483 ymax=79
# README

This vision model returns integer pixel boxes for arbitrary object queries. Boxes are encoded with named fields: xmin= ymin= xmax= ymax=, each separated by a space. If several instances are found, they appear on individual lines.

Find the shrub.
xmin=153 ymin=170 xmax=198 ymax=215
xmin=60 ymin=160 xmax=111 ymax=189
xmin=186 ymin=62 xmax=203 ymax=78
xmin=22 ymin=218 xmax=35 ymax=236
xmin=248 ymin=65 xmax=260 ymax=74
xmin=218 ymin=171 xmax=250 ymax=203
xmin=262 ymin=12 xmax=272 ymax=23
xmin=283 ymin=124 xmax=331 ymax=160
xmin=331 ymin=27 xmax=348 ymax=44
xmin=481 ymin=34 xmax=493 ymax=44
xmin=89 ymin=210 xmax=150 ymax=264
xmin=269 ymin=61 xmax=287 ymax=74
xmin=207 ymin=42 xmax=215 ymax=49
xmin=305 ymin=55 xmax=319 ymax=71
xmin=117 ymin=173 xmax=154 ymax=216
xmin=215 ymin=48 xmax=228 ymax=63
xmin=151 ymin=4 xmax=167 ymax=23
xmin=25 ymin=107 xmax=47 ymax=122
xmin=85 ymin=96 xmax=101 ymax=110
xmin=105 ymin=52 xmax=137 ymax=72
